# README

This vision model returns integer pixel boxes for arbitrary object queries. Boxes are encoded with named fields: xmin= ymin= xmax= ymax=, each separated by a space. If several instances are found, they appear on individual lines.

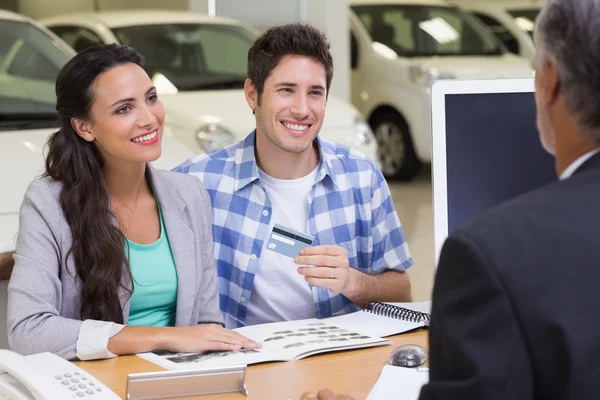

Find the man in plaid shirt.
xmin=174 ymin=23 xmax=413 ymax=328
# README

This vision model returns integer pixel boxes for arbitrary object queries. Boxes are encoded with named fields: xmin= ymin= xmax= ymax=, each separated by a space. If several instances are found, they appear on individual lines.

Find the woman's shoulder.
xmin=151 ymin=168 xmax=209 ymax=206
xmin=24 ymin=176 xmax=63 ymax=200
xmin=153 ymin=169 xmax=205 ymax=192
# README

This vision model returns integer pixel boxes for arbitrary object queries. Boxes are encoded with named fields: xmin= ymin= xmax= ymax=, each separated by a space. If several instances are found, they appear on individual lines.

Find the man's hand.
xmin=300 ymin=389 xmax=355 ymax=400
xmin=295 ymin=245 xmax=363 ymax=298
xmin=295 ymin=245 xmax=412 ymax=304
xmin=0 ymin=251 xmax=15 ymax=280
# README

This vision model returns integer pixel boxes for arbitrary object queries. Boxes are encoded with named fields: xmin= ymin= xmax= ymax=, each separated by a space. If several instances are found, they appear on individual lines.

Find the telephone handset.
xmin=0 ymin=350 xmax=120 ymax=400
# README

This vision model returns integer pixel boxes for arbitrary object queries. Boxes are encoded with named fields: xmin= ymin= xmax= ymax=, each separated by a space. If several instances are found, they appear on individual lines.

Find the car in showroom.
xmin=349 ymin=0 xmax=534 ymax=180
xmin=40 ymin=10 xmax=379 ymax=172
xmin=454 ymin=0 xmax=542 ymax=62
xmin=0 ymin=10 xmax=194 ymax=254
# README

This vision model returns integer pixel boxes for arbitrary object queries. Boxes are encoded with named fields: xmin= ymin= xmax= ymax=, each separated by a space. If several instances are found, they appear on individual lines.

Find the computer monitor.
xmin=431 ymin=78 xmax=557 ymax=264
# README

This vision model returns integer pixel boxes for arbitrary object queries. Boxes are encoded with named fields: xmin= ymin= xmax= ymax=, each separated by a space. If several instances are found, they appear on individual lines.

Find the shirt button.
xmin=240 ymin=297 xmax=247 ymax=303
xmin=262 ymin=210 xmax=269 ymax=216
xmin=250 ymin=254 xmax=257 ymax=260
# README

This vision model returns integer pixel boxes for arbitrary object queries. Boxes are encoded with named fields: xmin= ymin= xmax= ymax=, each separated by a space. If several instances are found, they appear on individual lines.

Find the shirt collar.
xmin=233 ymin=130 xmax=340 ymax=192
xmin=559 ymin=148 xmax=600 ymax=180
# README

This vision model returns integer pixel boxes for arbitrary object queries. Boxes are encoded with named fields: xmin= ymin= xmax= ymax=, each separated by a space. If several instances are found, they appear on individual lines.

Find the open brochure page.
xmin=138 ymin=318 xmax=389 ymax=370
xmin=327 ymin=310 xmax=423 ymax=338
xmin=326 ymin=301 xmax=432 ymax=337
xmin=235 ymin=319 xmax=390 ymax=360
xmin=137 ymin=345 xmax=285 ymax=371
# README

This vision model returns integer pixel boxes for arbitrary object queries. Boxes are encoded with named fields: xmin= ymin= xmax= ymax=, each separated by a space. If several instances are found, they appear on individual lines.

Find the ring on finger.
xmin=330 ymin=267 xmax=335 ymax=279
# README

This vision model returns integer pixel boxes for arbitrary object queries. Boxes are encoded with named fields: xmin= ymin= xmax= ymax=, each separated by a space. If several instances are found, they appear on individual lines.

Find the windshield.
xmin=112 ymin=23 xmax=257 ymax=91
xmin=352 ymin=5 xmax=503 ymax=57
xmin=508 ymin=9 xmax=540 ymax=37
xmin=0 ymin=19 xmax=70 ymax=127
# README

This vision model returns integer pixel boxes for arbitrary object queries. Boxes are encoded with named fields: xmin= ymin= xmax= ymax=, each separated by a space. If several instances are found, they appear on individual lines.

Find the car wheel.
xmin=371 ymin=111 xmax=421 ymax=181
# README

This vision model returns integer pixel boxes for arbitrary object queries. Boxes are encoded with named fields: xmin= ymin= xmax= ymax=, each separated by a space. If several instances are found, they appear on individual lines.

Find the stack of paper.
xmin=366 ymin=365 xmax=428 ymax=400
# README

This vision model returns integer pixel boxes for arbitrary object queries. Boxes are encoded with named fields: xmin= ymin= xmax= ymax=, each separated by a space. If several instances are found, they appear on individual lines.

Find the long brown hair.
xmin=45 ymin=44 xmax=145 ymax=323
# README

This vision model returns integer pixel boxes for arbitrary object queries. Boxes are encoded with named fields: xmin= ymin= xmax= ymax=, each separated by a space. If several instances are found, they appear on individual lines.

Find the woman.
xmin=7 ymin=44 xmax=259 ymax=360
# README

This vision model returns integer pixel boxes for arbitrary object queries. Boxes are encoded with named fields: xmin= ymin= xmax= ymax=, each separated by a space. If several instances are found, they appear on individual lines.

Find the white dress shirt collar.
xmin=559 ymin=148 xmax=600 ymax=180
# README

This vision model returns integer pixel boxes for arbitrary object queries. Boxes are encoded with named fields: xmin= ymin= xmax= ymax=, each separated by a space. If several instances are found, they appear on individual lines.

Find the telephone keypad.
xmin=57 ymin=369 xmax=105 ymax=398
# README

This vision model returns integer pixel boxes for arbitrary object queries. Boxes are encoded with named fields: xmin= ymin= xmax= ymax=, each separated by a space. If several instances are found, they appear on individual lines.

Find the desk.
xmin=75 ymin=330 xmax=427 ymax=399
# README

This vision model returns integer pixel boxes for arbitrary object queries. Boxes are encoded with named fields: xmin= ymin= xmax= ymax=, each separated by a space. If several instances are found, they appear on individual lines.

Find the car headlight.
xmin=353 ymin=116 xmax=374 ymax=146
xmin=409 ymin=65 xmax=456 ymax=87
xmin=195 ymin=124 xmax=235 ymax=152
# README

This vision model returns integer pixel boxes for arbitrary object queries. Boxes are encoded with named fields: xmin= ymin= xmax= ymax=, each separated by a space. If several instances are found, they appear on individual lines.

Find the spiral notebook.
xmin=327 ymin=301 xmax=431 ymax=338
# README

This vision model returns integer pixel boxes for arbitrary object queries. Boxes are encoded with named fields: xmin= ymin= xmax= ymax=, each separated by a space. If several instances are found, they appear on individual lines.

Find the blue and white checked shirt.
xmin=173 ymin=131 xmax=413 ymax=328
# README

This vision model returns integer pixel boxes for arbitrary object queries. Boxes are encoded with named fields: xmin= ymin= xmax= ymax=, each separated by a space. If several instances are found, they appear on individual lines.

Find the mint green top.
xmin=127 ymin=198 xmax=178 ymax=327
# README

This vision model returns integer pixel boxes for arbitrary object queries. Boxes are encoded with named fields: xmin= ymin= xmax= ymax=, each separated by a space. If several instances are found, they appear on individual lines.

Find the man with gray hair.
xmin=300 ymin=1 xmax=600 ymax=399
xmin=416 ymin=0 xmax=600 ymax=398
xmin=300 ymin=0 xmax=600 ymax=399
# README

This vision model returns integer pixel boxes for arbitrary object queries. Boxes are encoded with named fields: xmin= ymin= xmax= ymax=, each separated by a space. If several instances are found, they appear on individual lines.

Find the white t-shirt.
xmin=244 ymin=167 xmax=318 ymax=325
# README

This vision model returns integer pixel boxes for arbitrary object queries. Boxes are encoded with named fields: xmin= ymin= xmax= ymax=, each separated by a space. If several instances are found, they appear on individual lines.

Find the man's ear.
xmin=70 ymin=117 xmax=95 ymax=142
xmin=543 ymin=59 xmax=561 ymax=106
xmin=244 ymin=78 xmax=259 ymax=112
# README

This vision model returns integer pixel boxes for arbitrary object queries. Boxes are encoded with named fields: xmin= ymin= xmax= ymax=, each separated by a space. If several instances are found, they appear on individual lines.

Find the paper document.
xmin=367 ymin=365 xmax=428 ymax=400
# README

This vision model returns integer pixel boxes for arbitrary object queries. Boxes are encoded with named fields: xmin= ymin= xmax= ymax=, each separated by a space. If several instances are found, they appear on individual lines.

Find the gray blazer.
xmin=7 ymin=165 xmax=224 ymax=359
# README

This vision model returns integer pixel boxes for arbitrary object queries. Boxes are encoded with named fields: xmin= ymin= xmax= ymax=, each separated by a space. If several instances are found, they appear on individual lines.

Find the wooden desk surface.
xmin=75 ymin=330 xmax=428 ymax=400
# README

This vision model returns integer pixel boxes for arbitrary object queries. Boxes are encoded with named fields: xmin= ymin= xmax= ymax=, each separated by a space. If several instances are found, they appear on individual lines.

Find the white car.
xmin=0 ymin=10 xmax=194 ymax=254
xmin=349 ymin=0 xmax=534 ymax=180
xmin=454 ymin=0 xmax=542 ymax=62
xmin=40 ymin=10 xmax=379 ymax=171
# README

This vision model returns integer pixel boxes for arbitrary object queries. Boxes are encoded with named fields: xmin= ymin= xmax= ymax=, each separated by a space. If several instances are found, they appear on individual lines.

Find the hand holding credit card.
xmin=266 ymin=224 xmax=314 ymax=258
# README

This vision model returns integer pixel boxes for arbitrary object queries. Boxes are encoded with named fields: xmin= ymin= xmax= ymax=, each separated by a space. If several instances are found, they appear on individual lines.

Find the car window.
xmin=113 ymin=23 xmax=256 ymax=91
xmin=0 ymin=19 xmax=71 ymax=124
xmin=473 ymin=12 xmax=520 ymax=54
xmin=49 ymin=26 xmax=103 ymax=53
xmin=382 ymin=10 xmax=414 ymax=52
xmin=352 ymin=4 xmax=502 ymax=57
xmin=508 ymin=9 xmax=540 ymax=37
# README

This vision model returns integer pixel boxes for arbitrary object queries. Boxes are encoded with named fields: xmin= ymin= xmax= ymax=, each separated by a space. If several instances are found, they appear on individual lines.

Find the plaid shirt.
xmin=173 ymin=131 xmax=413 ymax=328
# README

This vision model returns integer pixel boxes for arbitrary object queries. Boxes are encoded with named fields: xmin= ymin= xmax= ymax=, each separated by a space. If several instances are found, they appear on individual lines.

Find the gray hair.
xmin=535 ymin=0 xmax=600 ymax=140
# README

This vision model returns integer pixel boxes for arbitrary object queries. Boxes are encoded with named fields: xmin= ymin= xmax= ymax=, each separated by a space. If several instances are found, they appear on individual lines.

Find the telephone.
xmin=0 ymin=350 xmax=120 ymax=400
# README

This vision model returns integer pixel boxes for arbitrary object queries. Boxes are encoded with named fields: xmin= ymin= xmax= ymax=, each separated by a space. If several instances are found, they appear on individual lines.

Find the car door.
xmin=348 ymin=10 xmax=372 ymax=115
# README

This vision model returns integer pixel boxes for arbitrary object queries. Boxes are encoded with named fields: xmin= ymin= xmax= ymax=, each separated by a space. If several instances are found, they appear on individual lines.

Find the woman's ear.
xmin=70 ymin=117 xmax=95 ymax=142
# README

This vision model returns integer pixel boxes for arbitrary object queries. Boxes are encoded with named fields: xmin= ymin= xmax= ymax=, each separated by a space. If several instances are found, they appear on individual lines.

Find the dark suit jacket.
xmin=419 ymin=152 xmax=600 ymax=400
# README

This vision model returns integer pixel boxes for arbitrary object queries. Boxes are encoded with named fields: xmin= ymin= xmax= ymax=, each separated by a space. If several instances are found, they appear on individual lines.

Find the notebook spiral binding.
xmin=364 ymin=302 xmax=431 ymax=324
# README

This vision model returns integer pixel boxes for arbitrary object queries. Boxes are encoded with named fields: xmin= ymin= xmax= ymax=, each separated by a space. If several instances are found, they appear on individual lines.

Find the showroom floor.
xmin=388 ymin=166 xmax=435 ymax=302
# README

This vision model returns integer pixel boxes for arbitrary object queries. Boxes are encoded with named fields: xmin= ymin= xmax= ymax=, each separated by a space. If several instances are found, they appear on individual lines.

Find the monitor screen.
xmin=444 ymin=91 xmax=556 ymax=234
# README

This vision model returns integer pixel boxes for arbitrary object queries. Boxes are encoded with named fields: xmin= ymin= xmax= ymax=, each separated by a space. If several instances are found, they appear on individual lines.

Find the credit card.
xmin=265 ymin=224 xmax=314 ymax=259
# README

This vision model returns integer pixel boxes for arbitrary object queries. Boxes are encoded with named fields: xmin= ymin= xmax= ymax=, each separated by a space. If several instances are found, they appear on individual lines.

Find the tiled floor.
xmin=388 ymin=166 xmax=435 ymax=302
